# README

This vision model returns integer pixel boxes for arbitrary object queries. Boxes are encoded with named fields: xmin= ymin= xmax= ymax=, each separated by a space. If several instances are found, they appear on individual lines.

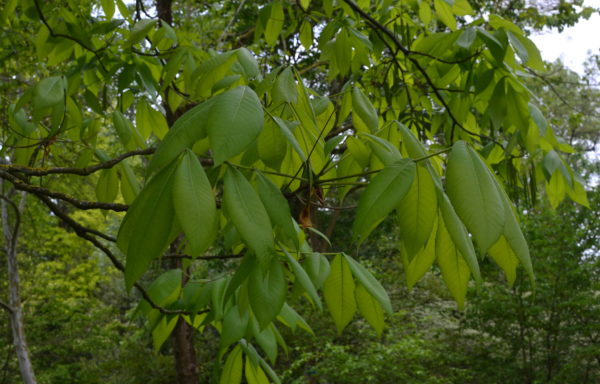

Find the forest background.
xmin=0 ymin=0 xmax=599 ymax=383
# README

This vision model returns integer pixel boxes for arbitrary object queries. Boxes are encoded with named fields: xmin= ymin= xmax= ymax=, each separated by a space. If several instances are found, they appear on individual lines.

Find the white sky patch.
xmin=530 ymin=0 xmax=600 ymax=74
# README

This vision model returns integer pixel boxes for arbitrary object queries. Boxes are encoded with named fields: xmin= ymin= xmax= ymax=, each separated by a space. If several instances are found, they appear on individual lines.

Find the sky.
xmin=530 ymin=0 xmax=600 ymax=75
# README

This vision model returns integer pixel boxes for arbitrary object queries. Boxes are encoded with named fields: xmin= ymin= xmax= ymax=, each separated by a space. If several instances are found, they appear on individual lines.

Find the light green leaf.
xmin=323 ymin=254 xmax=356 ymax=333
xmin=353 ymin=159 xmax=416 ymax=243
xmin=173 ymin=149 xmax=217 ymax=256
xmin=248 ymin=258 xmax=286 ymax=329
xmin=220 ymin=345 xmax=243 ymax=384
xmin=355 ymin=284 xmax=384 ymax=337
xmin=446 ymin=141 xmax=505 ymax=254
xmin=224 ymin=167 xmax=274 ymax=261
xmin=436 ymin=218 xmax=470 ymax=310
xmin=208 ymin=86 xmax=264 ymax=165
xmin=352 ymin=87 xmax=378 ymax=132
xmin=343 ymin=253 xmax=392 ymax=313
xmin=397 ymin=165 xmax=437 ymax=256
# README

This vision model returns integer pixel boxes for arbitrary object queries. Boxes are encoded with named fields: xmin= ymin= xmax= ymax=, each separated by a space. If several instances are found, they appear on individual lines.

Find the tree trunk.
xmin=173 ymin=318 xmax=199 ymax=384
xmin=1 ymin=190 xmax=37 ymax=384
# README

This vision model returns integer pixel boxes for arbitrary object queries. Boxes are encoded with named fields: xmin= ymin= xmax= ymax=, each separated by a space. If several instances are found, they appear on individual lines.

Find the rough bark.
xmin=1 ymin=189 xmax=37 ymax=384
xmin=173 ymin=318 xmax=199 ymax=384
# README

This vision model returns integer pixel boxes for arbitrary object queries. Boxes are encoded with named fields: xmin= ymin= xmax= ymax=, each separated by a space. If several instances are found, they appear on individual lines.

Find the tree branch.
xmin=34 ymin=194 xmax=191 ymax=315
xmin=0 ymin=148 xmax=155 ymax=177
xmin=0 ymin=170 xmax=128 ymax=212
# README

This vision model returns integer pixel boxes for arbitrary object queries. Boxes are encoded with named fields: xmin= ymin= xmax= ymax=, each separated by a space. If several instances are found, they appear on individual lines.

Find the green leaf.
xmin=254 ymin=324 xmax=278 ymax=363
xmin=355 ymin=283 xmax=384 ymax=337
xmin=353 ymin=159 xmax=416 ymax=243
xmin=173 ymin=149 xmax=217 ymax=256
xmin=152 ymin=315 xmax=178 ymax=351
xmin=436 ymin=218 xmax=470 ymax=310
xmin=248 ymin=258 xmax=286 ymax=329
xmin=439 ymin=195 xmax=481 ymax=283
xmin=265 ymin=2 xmax=284 ymax=46
xmin=303 ymin=252 xmax=330 ymax=290
xmin=501 ymin=198 xmax=534 ymax=286
xmin=299 ymin=20 xmax=313 ymax=50
xmin=128 ymin=19 xmax=157 ymax=47
xmin=35 ymin=76 xmax=64 ymax=108
xmin=255 ymin=172 xmax=298 ymax=249
xmin=529 ymin=103 xmax=548 ymax=136
xmin=208 ymin=86 xmax=265 ymax=165
xmin=507 ymin=31 xmax=528 ymax=64
xmin=272 ymin=117 xmax=307 ymax=162
xmin=220 ymin=345 xmax=243 ymax=384
xmin=567 ymin=180 xmax=590 ymax=207
xmin=434 ymin=0 xmax=456 ymax=30
xmin=352 ymin=87 xmax=378 ymax=132
xmin=343 ymin=253 xmax=392 ymax=313
xmin=283 ymin=249 xmax=322 ymax=309
xmin=446 ymin=141 xmax=505 ymax=254
xmin=221 ymin=306 xmax=249 ymax=351
xmin=236 ymin=48 xmax=260 ymax=78
xmin=101 ymin=0 xmax=115 ymax=19
xmin=148 ymin=98 xmax=216 ymax=173
xmin=403 ymin=220 xmax=438 ymax=289
xmin=323 ymin=254 xmax=356 ymax=333
xmin=245 ymin=358 xmax=270 ymax=384
xmin=397 ymin=165 xmax=438 ymax=256
xmin=488 ymin=236 xmax=519 ymax=287
xmin=272 ymin=67 xmax=298 ymax=105
xmin=277 ymin=303 xmax=314 ymax=335
xmin=137 ymin=269 xmax=183 ymax=315
xmin=95 ymin=167 xmax=119 ymax=203
xmin=118 ymin=160 xmax=178 ymax=290
xmin=223 ymin=167 xmax=274 ymax=262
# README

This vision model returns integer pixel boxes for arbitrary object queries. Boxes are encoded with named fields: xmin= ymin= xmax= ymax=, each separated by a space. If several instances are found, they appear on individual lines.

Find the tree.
xmin=0 ymin=0 xmax=588 ymax=382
